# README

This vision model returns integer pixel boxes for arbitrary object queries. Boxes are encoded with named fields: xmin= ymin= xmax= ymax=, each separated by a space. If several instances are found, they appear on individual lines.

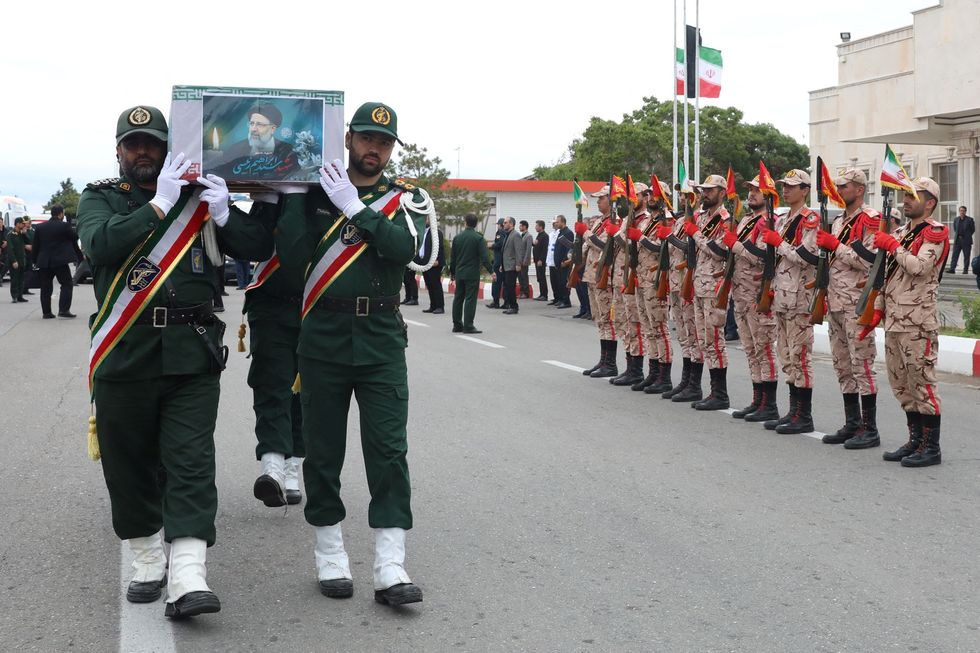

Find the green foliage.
xmin=960 ymin=293 xmax=980 ymax=333
xmin=386 ymin=143 xmax=490 ymax=231
xmin=534 ymin=96 xmax=810 ymax=186
xmin=45 ymin=178 xmax=81 ymax=218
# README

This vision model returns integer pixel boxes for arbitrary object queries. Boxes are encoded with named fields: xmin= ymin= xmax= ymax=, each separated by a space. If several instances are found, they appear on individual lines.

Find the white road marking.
xmin=119 ymin=543 xmax=175 ymax=653
xmin=403 ymin=319 xmax=429 ymax=327
xmin=456 ymin=335 xmax=505 ymax=349
xmin=542 ymin=360 xmax=586 ymax=373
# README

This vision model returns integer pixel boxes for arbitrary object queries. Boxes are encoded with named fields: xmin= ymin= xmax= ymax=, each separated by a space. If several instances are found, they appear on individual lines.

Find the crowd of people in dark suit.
xmin=2 ymin=205 xmax=80 ymax=317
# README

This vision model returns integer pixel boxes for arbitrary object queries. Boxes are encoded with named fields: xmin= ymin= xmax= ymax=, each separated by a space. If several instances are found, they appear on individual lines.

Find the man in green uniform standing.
xmin=244 ymin=196 xmax=306 ymax=507
xmin=5 ymin=218 xmax=29 ymax=302
xmin=276 ymin=101 xmax=427 ymax=606
xmin=449 ymin=212 xmax=492 ymax=333
xmin=77 ymin=105 xmax=273 ymax=619
xmin=21 ymin=217 xmax=36 ymax=295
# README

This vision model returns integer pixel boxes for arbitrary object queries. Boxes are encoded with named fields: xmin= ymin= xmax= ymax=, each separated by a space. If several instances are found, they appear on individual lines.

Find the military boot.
xmin=883 ymin=412 xmax=923 ymax=461
xmin=672 ymin=361 xmax=703 ymax=402
xmin=823 ymin=393 xmax=860 ymax=444
xmin=776 ymin=387 xmax=814 ymax=434
xmin=583 ymin=341 xmax=605 ymax=375
xmin=612 ymin=354 xmax=644 ymax=386
xmin=661 ymin=358 xmax=689 ymax=399
xmin=901 ymin=414 xmax=941 ymax=467
xmin=646 ymin=361 xmax=673 ymax=394
xmin=745 ymin=381 xmax=780 ymax=422
xmin=633 ymin=359 xmax=660 ymax=391
xmin=591 ymin=340 xmax=619 ymax=378
xmin=765 ymin=383 xmax=795 ymax=430
xmin=844 ymin=394 xmax=880 ymax=449
xmin=732 ymin=382 xmax=762 ymax=419
xmin=694 ymin=367 xmax=730 ymax=410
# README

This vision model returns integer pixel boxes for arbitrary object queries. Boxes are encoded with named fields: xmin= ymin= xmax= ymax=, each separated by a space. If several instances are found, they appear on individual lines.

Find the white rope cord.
xmin=404 ymin=187 xmax=440 ymax=273
xmin=201 ymin=218 xmax=224 ymax=266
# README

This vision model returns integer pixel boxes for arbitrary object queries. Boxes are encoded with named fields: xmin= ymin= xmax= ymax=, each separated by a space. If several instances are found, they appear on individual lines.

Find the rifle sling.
xmin=742 ymin=241 xmax=766 ymax=258
xmin=851 ymin=241 xmax=875 ymax=264
xmin=795 ymin=245 xmax=820 ymax=266
xmin=588 ymin=234 xmax=604 ymax=249
xmin=707 ymin=241 xmax=729 ymax=258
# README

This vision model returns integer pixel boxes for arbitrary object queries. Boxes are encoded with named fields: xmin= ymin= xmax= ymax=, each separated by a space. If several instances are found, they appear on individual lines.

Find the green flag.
xmin=572 ymin=180 xmax=588 ymax=208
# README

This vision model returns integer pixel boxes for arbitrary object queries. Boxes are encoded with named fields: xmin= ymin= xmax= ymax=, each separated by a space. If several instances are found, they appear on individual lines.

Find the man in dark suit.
xmin=32 ymin=205 xmax=82 ymax=318
xmin=552 ymin=215 xmax=575 ymax=308
xmin=949 ymin=206 xmax=975 ymax=274
xmin=487 ymin=217 xmax=506 ymax=308
xmin=532 ymin=220 xmax=550 ymax=302
xmin=419 ymin=220 xmax=446 ymax=314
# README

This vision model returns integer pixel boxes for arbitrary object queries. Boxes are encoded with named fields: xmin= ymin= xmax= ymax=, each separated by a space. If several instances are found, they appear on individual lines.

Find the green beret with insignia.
xmin=349 ymin=102 xmax=402 ymax=145
xmin=116 ymin=105 xmax=168 ymax=145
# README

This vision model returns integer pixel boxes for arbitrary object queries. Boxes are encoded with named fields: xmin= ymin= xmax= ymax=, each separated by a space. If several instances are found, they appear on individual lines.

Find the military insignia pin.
xmin=340 ymin=223 xmax=363 ymax=246
xmin=128 ymin=107 xmax=152 ymax=126
xmin=119 ymin=182 xmax=131 ymax=191
xmin=127 ymin=257 xmax=161 ymax=292
xmin=371 ymin=106 xmax=391 ymax=126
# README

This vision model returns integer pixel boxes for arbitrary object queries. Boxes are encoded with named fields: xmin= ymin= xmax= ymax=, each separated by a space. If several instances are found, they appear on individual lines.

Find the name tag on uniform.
xmin=190 ymin=247 xmax=205 ymax=274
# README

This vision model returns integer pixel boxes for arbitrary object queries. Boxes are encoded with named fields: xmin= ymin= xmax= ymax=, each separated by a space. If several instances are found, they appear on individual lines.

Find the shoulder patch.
xmin=86 ymin=177 xmax=121 ymax=190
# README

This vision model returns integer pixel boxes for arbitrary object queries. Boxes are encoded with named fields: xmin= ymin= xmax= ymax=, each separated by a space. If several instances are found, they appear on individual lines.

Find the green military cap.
xmin=349 ymin=101 xmax=402 ymax=144
xmin=116 ymin=105 xmax=168 ymax=144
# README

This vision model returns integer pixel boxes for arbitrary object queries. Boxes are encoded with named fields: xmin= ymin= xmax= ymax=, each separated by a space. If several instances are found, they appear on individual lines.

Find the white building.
xmin=809 ymin=0 xmax=980 ymax=246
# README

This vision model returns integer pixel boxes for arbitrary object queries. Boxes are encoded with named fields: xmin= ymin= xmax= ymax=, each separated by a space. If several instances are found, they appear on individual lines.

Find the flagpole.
xmin=694 ymin=0 xmax=701 ymax=183
xmin=672 ymin=0 xmax=679 ymax=208
xmin=683 ymin=0 xmax=689 ymax=184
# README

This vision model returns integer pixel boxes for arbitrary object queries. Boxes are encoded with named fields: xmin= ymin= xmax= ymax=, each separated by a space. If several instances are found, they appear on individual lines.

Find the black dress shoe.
xmin=319 ymin=578 xmax=354 ymax=598
xmin=285 ymin=489 xmax=302 ymax=505
xmin=164 ymin=591 xmax=221 ymax=619
xmin=452 ymin=326 xmax=463 ymax=333
xmin=17 ymin=297 xmax=29 ymax=303
xmin=403 ymin=299 xmax=418 ymax=306
xmin=462 ymin=328 xmax=483 ymax=334
xmin=557 ymin=302 xmax=573 ymax=308
xmin=422 ymin=308 xmax=434 ymax=313
xmin=253 ymin=475 xmax=286 ymax=507
xmin=431 ymin=308 xmax=444 ymax=314
xmin=485 ymin=303 xmax=501 ymax=309
xmin=58 ymin=312 xmax=77 ymax=318
xmin=535 ymin=297 xmax=549 ymax=302
xmin=127 ymin=575 xmax=167 ymax=603
xmin=502 ymin=309 xmax=518 ymax=315
xmin=374 ymin=583 xmax=423 ymax=606
xmin=42 ymin=313 xmax=56 ymax=319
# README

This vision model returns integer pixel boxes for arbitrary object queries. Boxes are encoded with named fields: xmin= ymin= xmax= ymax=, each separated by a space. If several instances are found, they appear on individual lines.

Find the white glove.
xmin=319 ymin=160 xmax=365 ymax=217
xmin=198 ymin=173 xmax=230 ymax=227
xmin=150 ymin=152 xmax=192 ymax=215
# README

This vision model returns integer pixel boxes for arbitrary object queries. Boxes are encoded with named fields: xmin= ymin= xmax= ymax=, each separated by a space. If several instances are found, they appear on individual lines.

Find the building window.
xmin=933 ymin=162 xmax=958 ymax=229
xmin=860 ymin=168 xmax=873 ymax=207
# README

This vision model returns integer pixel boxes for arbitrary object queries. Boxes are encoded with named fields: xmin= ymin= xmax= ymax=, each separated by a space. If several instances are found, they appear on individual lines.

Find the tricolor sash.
xmin=88 ymin=191 xmax=210 ymax=389
xmin=246 ymin=251 xmax=280 ymax=292
xmin=301 ymin=189 xmax=404 ymax=318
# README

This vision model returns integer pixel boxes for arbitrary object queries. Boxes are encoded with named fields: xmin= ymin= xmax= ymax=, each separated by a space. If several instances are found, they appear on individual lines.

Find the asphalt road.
xmin=0 ymin=285 xmax=978 ymax=653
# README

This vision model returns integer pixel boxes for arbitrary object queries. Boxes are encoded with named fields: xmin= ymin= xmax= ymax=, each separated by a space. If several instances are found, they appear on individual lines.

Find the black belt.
xmin=314 ymin=294 xmax=401 ymax=317
xmin=135 ymin=303 xmax=214 ymax=327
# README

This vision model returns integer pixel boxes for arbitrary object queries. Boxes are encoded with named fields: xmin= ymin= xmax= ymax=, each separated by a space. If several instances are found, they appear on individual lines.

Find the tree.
xmin=386 ymin=144 xmax=490 ymax=235
xmin=45 ymin=178 xmax=81 ymax=218
xmin=533 ymin=96 xmax=809 ymax=188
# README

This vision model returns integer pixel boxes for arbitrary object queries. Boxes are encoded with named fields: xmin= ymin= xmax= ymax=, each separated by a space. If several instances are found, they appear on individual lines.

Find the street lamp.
xmin=840 ymin=32 xmax=851 ymax=42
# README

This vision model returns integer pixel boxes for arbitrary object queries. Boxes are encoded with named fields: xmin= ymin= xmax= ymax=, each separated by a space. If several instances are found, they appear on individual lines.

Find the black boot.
xmin=694 ymin=367 xmax=730 ymax=410
xmin=823 ymin=393 xmax=860 ymax=444
xmin=646 ymin=361 xmax=673 ymax=394
xmin=765 ymin=383 xmax=795 ymax=430
xmin=844 ymin=394 xmax=880 ymax=449
xmin=745 ymin=381 xmax=780 ymax=422
xmin=591 ymin=340 xmax=619 ymax=378
xmin=583 ymin=341 xmax=605 ymax=375
xmin=901 ymin=414 xmax=941 ymax=467
xmin=777 ymin=386 xmax=814 ymax=434
xmin=633 ymin=359 xmax=659 ymax=391
xmin=612 ymin=354 xmax=644 ymax=386
xmin=732 ymin=382 xmax=761 ymax=419
xmin=661 ymin=358 xmax=689 ymax=399
xmin=884 ymin=412 xmax=922 ymax=461
xmin=672 ymin=361 xmax=703 ymax=402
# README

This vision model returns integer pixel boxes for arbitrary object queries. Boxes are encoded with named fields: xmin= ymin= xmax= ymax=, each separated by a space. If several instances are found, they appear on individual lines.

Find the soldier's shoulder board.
xmin=392 ymin=178 xmax=419 ymax=192
xmin=923 ymin=221 xmax=949 ymax=242
xmin=861 ymin=208 xmax=880 ymax=219
xmin=801 ymin=213 xmax=820 ymax=228
xmin=86 ymin=177 xmax=121 ymax=190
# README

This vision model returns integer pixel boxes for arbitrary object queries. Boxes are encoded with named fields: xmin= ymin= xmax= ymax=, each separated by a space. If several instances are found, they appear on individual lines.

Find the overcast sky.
xmin=2 ymin=0 xmax=932 ymax=213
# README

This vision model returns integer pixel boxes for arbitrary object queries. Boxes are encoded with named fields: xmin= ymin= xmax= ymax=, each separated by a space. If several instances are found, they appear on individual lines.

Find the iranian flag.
xmin=880 ymin=144 xmax=918 ymax=200
xmin=572 ymin=180 xmax=588 ymax=208
xmin=675 ymin=46 xmax=723 ymax=98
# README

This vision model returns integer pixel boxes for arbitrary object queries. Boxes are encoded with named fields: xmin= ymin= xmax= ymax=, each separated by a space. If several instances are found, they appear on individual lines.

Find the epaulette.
xmin=392 ymin=178 xmax=419 ymax=192
xmin=801 ymin=213 xmax=820 ymax=228
xmin=86 ymin=177 xmax=122 ymax=190
xmin=922 ymin=220 xmax=949 ymax=243
xmin=856 ymin=210 xmax=880 ymax=231
xmin=718 ymin=208 xmax=730 ymax=220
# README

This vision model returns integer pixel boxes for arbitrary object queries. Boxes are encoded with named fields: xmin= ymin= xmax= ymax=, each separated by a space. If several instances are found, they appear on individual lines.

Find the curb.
xmin=417 ymin=276 xmax=528 ymax=301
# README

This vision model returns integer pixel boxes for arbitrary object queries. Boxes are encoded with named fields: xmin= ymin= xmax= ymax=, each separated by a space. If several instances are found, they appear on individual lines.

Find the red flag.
xmin=758 ymin=160 xmax=780 ymax=208
xmin=649 ymin=173 xmax=673 ymax=212
xmin=610 ymin=175 xmax=628 ymax=202
xmin=817 ymin=156 xmax=846 ymax=209
xmin=725 ymin=165 xmax=742 ymax=219
xmin=626 ymin=174 xmax=638 ymax=207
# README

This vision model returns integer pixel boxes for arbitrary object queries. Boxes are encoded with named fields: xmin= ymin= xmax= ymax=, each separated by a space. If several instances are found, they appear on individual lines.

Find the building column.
xmin=956 ymin=139 xmax=979 ymax=251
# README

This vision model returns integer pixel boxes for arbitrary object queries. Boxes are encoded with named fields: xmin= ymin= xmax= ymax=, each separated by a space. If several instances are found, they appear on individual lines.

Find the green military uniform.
xmin=449 ymin=226 xmax=492 ymax=330
xmin=277 ymin=176 xmax=427 ymax=530
xmin=77 ymin=177 xmax=272 ymax=546
xmin=244 ymin=200 xmax=305 ymax=463
xmin=5 ymin=227 xmax=27 ymax=301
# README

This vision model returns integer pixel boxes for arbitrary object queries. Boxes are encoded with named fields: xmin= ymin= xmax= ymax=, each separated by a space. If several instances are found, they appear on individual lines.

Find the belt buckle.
xmin=355 ymin=296 xmax=370 ymax=317
xmin=152 ymin=306 xmax=168 ymax=328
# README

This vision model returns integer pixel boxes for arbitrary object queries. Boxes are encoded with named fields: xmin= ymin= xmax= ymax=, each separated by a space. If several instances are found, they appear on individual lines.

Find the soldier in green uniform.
xmin=276 ymin=101 xmax=427 ymax=606
xmin=5 ymin=218 xmax=29 ymax=302
xmin=244 ymin=195 xmax=306 ymax=507
xmin=77 ymin=105 xmax=273 ymax=619
xmin=449 ymin=212 xmax=493 ymax=333
xmin=21 ymin=217 xmax=36 ymax=295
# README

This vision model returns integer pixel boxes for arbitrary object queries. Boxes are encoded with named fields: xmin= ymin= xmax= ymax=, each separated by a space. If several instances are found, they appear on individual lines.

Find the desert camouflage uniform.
xmin=690 ymin=206 xmax=731 ymax=370
xmin=613 ymin=212 xmax=647 ymax=357
xmin=583 ymin=214 xmax=621 ymax=341
xmin=731 ymin=212 xmax=778 ymax=383
xmin=773 ymin=207 xmax=820 ymax=388
xmin=668 ymin=218 xmax=701 ymax=363
xmin=636 ymin=212 xmax=673 ymax=364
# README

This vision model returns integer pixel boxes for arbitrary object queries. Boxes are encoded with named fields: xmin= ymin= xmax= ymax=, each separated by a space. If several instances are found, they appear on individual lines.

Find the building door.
xmin=933 ymin=162 xmax=959 ymax=233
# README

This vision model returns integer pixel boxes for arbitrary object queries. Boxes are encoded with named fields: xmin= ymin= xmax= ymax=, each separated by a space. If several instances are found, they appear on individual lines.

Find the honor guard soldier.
xmin=609 ymin=181 xmax=649 ymax=387
xmin=861 ymin=177 xmax=949 ymax=467
xmin=243 ymin=195 xmax=307 ymax=507
xmin=815 ymin=169 xmax=881 ymax=449
xmin=758 ymin=170 xmax=820 ymax=434
xmin=275 ymin=101 xmax=427 ymax=605
xmin=77 ymin=106 xmax=273 ymax=618
xmin=5 ymin=218 xmax=29 ymax=302
xmin=726 ymin=176 xmax=780 ymax=421
xmin=683 ymin=175 xmax=733 ymax=410
xmin=580 ymin=186 xmax=622 ymax=378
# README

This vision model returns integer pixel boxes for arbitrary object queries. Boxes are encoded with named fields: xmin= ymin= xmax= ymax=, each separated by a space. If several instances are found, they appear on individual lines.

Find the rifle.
xmin=714 ymin=203 xmax=738 ymax=309
xmin=621 ymin=201 xmax=638 ymax=294
xmin=808 ymin=189 xmax=831 ymax=324
xmin=566 ymin=199 xmax=584 ymax=289
xmin=757 ymin=194 xmax=776 ymax=313
xmin=596 ymin=192 xmax=628 ymax=290
xmin=654 ymin=211 xmax=672 ymax=299
xmin=678 ymin=194 xmax=696 ymax=302
xmin=855 ymin=187 xmax=892 ymax=325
